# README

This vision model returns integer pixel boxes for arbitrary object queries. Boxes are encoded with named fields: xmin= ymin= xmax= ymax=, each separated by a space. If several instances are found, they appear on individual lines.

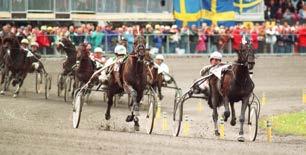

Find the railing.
xmin=27 ymin=33 xmax=306 ymax=56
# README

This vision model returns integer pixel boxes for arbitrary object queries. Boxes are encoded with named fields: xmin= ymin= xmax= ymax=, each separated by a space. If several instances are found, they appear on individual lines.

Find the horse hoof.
xmin=238 ymin=136 xmax=245 ymax=142
xmin=224 ymin=111 xmax=230 ymax=121
xmin=134 ymin=125 xmax=140 ymax=131
xmin=13 ymin=94 xmax=17 ymax=98
xmin=230 ymin=120 xmax=236 ymax=126
xmin=126 ymin=115 xmax=134 ymax=122
xmin=0 ymin=91 xmax=5 ymax=95
xmin=215 ymin=130 xmax=220 ymax=136
xmin=105 ymin=114 xmax=111 ymax=120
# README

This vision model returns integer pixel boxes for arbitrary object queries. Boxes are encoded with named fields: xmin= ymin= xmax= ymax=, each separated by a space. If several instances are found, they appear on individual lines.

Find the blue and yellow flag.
xmin=173 ymin=0 xmax=203 ymax=27
xmin=173 ymin=0 xmax=262 ymax=27
xmin=234 ymin=0 xmax=263 ymax=13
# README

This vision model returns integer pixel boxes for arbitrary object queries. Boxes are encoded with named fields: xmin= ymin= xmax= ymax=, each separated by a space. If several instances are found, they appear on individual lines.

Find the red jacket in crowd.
xmin=297 ymin=27 xmax=306 ymax=47
xmin=251 ymin=31 xmax=259 ymax=50
xmin=36 ymin=31 xmax=50 ymax=47
xmin=232 ymin=28 xmax=242 ymax=51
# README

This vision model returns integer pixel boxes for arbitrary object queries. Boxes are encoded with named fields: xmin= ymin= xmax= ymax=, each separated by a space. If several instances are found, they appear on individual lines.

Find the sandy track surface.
xmin=0 ymin=56 xmax=305 ymax=155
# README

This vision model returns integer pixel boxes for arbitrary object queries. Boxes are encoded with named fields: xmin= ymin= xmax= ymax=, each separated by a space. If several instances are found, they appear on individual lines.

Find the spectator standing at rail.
xmin=123 ymin=27 xmax=134 ymax=53
xmin=153 ymin=25 xmax=163 ymax=53
xmin=169 ymin=25 xmax=180 ymax=53
xmin=275 ymin=27 xmax=286 ymax=53
xmin=232 ymin=26 xmax=242 ymax=53
xmin=180 ymin=26 xmax=189 ymax=53
xmin=90 ymin=25 xmax=105 ymax=51
xmin=73 ymin=27 xmax=85 ymax=46
xmin=250 ymin=28 xmax=259 ymax=53
xmin=196 ymin=29 xmax=206 ymax=53
xmin=36 ymin=26 xmax=51 ymax=55
xmin=297 ymin=24 xmax=306 ymax=53
xmin=265 ymin=26 xmax=277 ymax=53
xmin=144 ymin=24 xmax=154 ymax=49
xmin=189 ymin=24 xmax=199 ymax=54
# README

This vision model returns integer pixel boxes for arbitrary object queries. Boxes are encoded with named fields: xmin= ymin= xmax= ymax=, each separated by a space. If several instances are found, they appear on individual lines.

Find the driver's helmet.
xmin=209 ymin=51 xmax=222 ymax=61
xmin=114 ymin=45 xmax=127 ymax=55
xmin=155 ymin=54 xmax=164 ymax=61
xmin=21 ymin=39 xmax=29 ymax=45
xmin=94 ymin=47 xmax=104 ymax=54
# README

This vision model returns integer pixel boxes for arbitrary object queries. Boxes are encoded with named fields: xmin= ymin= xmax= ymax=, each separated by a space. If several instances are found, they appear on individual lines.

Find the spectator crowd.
xmin=0 ymin=0 xmax=305 ymax=55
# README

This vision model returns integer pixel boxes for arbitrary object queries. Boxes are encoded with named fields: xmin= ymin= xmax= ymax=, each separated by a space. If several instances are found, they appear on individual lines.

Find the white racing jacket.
xmin=155 ymin=62 xmax=171 ymax=82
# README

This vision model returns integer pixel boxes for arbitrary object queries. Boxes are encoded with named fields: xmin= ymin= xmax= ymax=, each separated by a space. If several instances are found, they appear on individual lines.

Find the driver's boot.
xmin=114 ymin=71 xmax=122 ymax=88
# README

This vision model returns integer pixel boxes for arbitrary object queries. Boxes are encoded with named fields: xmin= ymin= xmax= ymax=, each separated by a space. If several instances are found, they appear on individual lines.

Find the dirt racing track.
xmin=0 ymin=56 xmax=305 ymax=155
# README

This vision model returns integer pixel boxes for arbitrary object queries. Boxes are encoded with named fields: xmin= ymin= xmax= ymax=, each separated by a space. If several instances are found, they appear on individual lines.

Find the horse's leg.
xmin=0 ymin=69 xmax=7 ymax=94
xmin=133 ymin=89 xmax=144 ymax=131
xmin=223 ymin=97 xmax=230 ymax=122
xmin=105 ymin=90 xmax=114 ymax=120
xmin=212 ymin=107 xmax=220 ymax=136
xmin=238 ymin=97 xmax=249 ymax=142
xmin=230 ymin=102 xmax=237 ymax=126
xmin=157 ymin=75 xmax=163 ymax=100
xmin=13 ymin=72 xmax=27 ymax=98
xmin=124 ymin=85 xmax=138 ymax=122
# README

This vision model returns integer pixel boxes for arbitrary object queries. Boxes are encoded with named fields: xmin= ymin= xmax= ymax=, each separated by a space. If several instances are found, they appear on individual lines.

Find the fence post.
xmin=166 ymin=35 xmax=170 ymax=54
xmin=208 ymin=36 xmax=211 ymax=53
xmin=228 ymin=38 xmax=232 ymax=54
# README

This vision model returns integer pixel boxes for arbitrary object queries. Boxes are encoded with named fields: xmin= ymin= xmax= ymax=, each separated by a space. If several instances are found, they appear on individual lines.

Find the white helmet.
xmin=30 ymin=42 xmax=39 ymax=47
xmin=94 ymin=47 xmax=104 ymax=53
xmin=21 ymin=39 xmax=29 ymax=44
xmin=155 ymin=54 xmax=164 ymax=61
xmin=114 ymin=45 xmax=127 ymax=55
xmin=209 ymin=51 xmax=222 ymax=60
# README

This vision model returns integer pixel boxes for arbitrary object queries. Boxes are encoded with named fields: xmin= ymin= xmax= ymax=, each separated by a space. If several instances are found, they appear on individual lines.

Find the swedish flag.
xmin=201 ymin=0 xmax=236 ymax=27
xmin=173 ymin=0 xmax=262 ymax=27
xmin=234 ymin=0 xmax=263 ymax=13
xmin=174 ymin=0 xmax=236 ymax=27
xmin=173 ymin=0 xmax=203 ymax=27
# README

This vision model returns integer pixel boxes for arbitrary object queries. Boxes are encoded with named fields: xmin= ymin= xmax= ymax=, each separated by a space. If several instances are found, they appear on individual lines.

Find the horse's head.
xmin=237 ymin=42 xmax=256 ymax=70
xmin=76 ymin=43 xmax=89 ymax=60
xmin=2 ymin=34 xmax=20 ymax=54
xmin=133 ymin=36 xmax=146 ymax=62
xmin=57 ymin=37 xmax=75 ymax=52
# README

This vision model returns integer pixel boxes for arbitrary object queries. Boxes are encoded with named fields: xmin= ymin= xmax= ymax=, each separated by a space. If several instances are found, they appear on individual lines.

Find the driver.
xmin=196 ymin=51 xmax=223 ymax=97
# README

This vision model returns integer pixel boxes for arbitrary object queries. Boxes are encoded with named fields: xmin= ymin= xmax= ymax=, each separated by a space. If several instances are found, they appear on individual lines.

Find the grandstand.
xmin=0 ymin=0 xmax=265 ymax=25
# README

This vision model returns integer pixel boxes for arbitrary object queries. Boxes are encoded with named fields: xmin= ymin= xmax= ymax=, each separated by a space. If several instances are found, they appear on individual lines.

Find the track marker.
xmin=219 ymin=117 xmax=225 ymax=139
xmin=303 ymin=89 xmax=306 ymax=104
xmin=261 ymin=92 xmax=267 ymax=105
xmin=156 ymin=102 xmax=161 ymax=119
xmin=162 ymin=112 xmax=169 ymax=131
xmin=183 ymin=115 xmax=190 ymax=136
xmin=197 ymin=101 xmax=203 ymax=112
xmin=267 ymin=120 xmax=272 ymax=143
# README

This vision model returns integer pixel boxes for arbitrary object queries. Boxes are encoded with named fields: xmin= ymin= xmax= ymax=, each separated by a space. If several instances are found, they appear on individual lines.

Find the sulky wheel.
xmin=172 ymin=93 xmax=185 ymax=137
xmin=35 ymin=72 xmax=43 ymax=93
xmin=44 ymin=74 xmax=52 ymax=99
xmin=72 ymin=88 xmax=84 ymax=128
xmin=64 ymin=77 xmax=71 ymax=102
xmin=145 ymin=87 xmax=157 ymax=134
xmin=57 ymin=74 xmax=63 ymax=97
xmin=246 ymin=104 xmax=259 ymax=141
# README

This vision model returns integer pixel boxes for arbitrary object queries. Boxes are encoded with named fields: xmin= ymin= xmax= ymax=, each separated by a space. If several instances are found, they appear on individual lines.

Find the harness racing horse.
xmin=57 ymin=37 xmax=77 ymax=76
xmin=105 ymin=36 xmax=147 ymax=131
xmin=75 ymin=43 xmax=97 ymax=87
xmin=57 ymin=37 xmax=77 ymax=96
xmin=208 ymin=42 xmax=255 ymax=142
xmin=0 ymin=34 xmax=35 ymax=97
